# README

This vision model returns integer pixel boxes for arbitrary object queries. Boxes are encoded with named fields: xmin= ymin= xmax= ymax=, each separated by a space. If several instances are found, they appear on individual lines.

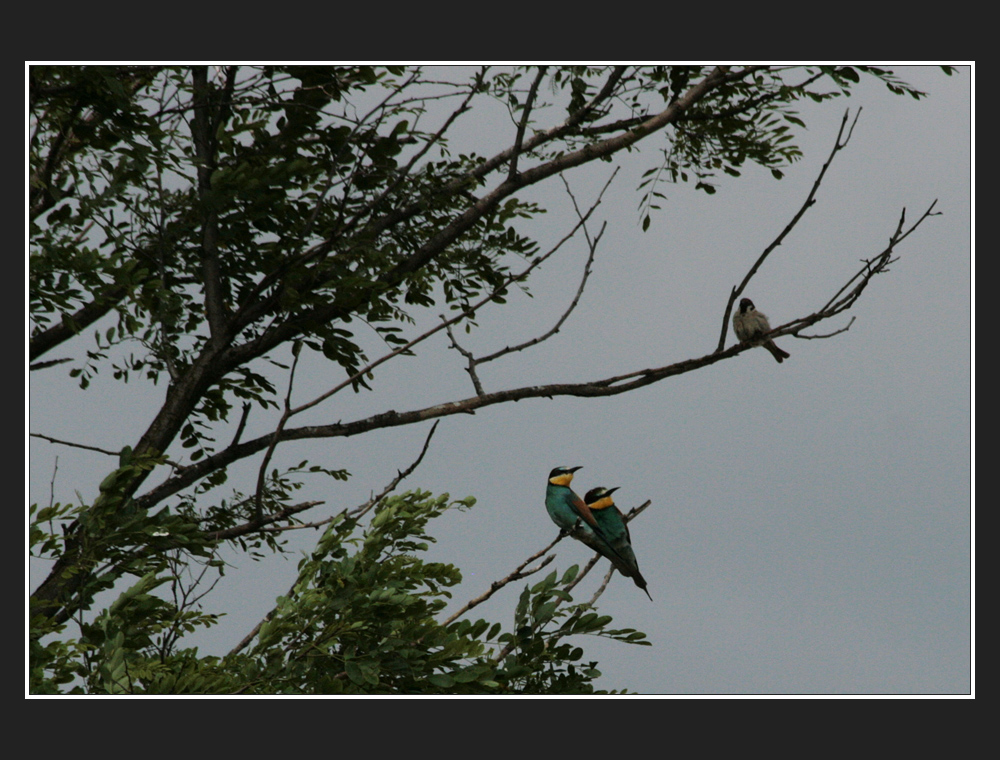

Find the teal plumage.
xmin=584 ymin=486 xmax=652 ymax=601
xmin=545 ymin=465 xmax=589 ymax=532
xmin=545 ymin=467 xmax=652 ymax=600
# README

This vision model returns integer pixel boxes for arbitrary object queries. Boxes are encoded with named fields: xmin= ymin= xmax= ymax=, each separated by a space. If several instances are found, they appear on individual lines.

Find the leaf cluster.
xmin=32 ymin=489 xmax=647 ymax=693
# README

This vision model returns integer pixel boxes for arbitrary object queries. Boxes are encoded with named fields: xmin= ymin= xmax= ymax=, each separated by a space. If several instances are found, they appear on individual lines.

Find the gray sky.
xmin=28 ymin=65 xmax=972 ymax=695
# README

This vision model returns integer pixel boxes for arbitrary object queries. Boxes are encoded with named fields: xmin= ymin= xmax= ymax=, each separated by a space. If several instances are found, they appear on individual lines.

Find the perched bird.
xmin=545 ymin=466 xmax=595 ymax=535
xmin=544 ymin=466 xmax=652 ymax=600
xmin=584 ymin=487 xmax=652 ymax=601
xmin=732 ymin=297 xmax=790 ymax=363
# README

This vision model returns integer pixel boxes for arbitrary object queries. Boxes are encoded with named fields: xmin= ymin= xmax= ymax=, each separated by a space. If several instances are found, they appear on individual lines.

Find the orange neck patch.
xmin=587 ymin=496 xmax=615 ymax=511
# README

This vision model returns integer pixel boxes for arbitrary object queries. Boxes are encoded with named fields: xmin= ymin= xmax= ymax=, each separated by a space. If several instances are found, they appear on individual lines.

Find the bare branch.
xmin=717 ymin=108 xmax=861 ymax=352
xmin=29 ymin=357 xmax=73 ymax=371
xmin=507 ymin=67 xmax=547 ymax=182
xmin=48 ymin=456 xmax=59 ymax=511
xmin=442 ymin=553 xmax=556 ymax=627
xmin=133 ymin=193 xmax=935 ymax=519
xmin=349 ymin=420 xmax=439 ymax=519
xmin=29 ymin=433 xmax=183 ymax=473
xmin=734 ymin=201 xmax=938 ymax=355
xmin=253 ymin=347 xmax=303 ymax=522
xmin=30 ymin=433 xmax=120 ymax=458
xmin=443 ymin=322 xmax=485 ymax=396
xmin=230 ymin=403 xmax=251 ymax=447
xmin=799 ymin=317 xmax=856 ymax=340
xmin=474 ymin=176 xmax=609 ymax=365
xmin=586 ymin=566 xmax=617 ymax=607
xmin=444 ymin=169 xmax=616 ymax=394
xmin=286 ymin=198 xmax=591 ymax=418
xmin=564 ymin=552 xmax=605 ymax=599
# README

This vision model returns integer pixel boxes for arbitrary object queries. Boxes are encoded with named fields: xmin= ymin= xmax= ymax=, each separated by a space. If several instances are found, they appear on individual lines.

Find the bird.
xmin=732 ymin=297 xmax=790 ymax=363
xmin=584 ymin=487 xmax=652 ymax=601
xmin=545 ymin=466 xmax=589 ymax=533
xmin=544 ymin=467 xmax=652 ymax=600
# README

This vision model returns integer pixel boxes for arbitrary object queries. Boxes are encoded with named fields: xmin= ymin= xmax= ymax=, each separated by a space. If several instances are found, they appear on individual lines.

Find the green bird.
xmin=545 ymin=466 xmax=590 ymax=534
xmin=545 ymin=467 xmax=652 ymax=600
xmin=584 ymin=486 xmax=652 ymax=601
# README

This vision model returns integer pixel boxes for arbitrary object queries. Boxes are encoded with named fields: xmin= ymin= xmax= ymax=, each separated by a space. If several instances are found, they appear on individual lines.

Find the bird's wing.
xmin=616 ymin=507 xmax=633 ymax=544
xmin=570 ymin=494 xmax=600 ymax=530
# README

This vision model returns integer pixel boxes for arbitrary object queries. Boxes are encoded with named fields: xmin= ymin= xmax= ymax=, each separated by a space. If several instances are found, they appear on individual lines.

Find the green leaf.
xmin=427 ymin=673 xmax=455 ymax=688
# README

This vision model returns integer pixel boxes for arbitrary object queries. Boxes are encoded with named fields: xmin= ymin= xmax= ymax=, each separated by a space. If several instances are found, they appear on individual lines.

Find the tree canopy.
xmin=29 ymin=65 xmax=950 ymax=694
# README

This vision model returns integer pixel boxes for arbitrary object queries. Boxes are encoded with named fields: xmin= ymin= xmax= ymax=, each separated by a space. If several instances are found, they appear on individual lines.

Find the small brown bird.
xmin=732 ymin=297 xmax=790 ymax=363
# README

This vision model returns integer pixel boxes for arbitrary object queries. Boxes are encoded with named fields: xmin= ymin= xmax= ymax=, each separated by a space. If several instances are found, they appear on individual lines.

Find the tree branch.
xmin=348 ymin=420 xmax=439 ymax=519
xmin=132 ymin=195 xmax=936 ymax=516
xmin=29 ymin=283 xmax=131 ymax=361
xmin=444 ymin=169 xmax=615 ymax=393
xmin=224 ymin=422 xmax=438 ymax=657
xmin=472 ymin=177 xmax=607 ymax=365
xmin=507 ymin=66 xmax=547 ymax=182
xmin=218 ymin=67 xmax=727 ymax=378
xmin=717 ymin=108 xmax=861 ymax=352
xmin=191 ymin=67 xmax=228 ymax=346
xmin=489 ymin=499 xmax=652 ymax=664
xmin=253 ymin=346 xmax=302 ymax=522
xmin=442 ymin=553 xmax=557 ymax=628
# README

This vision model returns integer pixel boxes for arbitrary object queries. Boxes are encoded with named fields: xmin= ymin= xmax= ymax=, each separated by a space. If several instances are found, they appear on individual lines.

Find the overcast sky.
xmin=28 ymin=64 xmax=972 ymax=695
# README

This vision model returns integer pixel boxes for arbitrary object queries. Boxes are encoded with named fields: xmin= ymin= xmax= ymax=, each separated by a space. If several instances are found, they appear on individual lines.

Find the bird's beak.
xmin=605 ymin=487 xmax=620 ymax=497
xmin=568 ymin=466 xmax=583 ymax=473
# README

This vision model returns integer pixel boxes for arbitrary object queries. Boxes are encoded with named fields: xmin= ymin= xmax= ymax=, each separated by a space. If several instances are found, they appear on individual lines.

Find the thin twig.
xmin=445 ymin=169 xmax=616 ymax=390
xmin=443 ymin=322 xmax=485 ymax=396
xmin=476 ymin=183 xmax=607 ymax=364
xmin=29 ymin=357 xmax=73 ymax=371
xmin=349 ymin=420 xmax=439 ymax=519
xmin=48 ymin=456 xmax=59 ymax=511
xmin=290 ymin=178 xmax=609 ymax=417
xmin=230 ymin=403 xmax=251 ymax=447
xmin=29 ymin=432 xmax=189 ymax=472
xmin=507 ymin=67 xmax=547 ymax=182
xmin=717 ymin=108 xmax=861 ymax=352
xmin=225 ymin=423 xmax=438 ymax=658
xmin=442 ymin=554 xmax=556 ymax=627
xmin=799 ymin=316 xmax=856 ymax=340
xmin=480 ymin=499 xmax=652 ymax=664
xmin=587 ymin=566 xmax=616 ymax=607
xmin=253 ymin=346 xmax=302 ymax=522
xmin=30 ymin=433 xmax=120 ymax=458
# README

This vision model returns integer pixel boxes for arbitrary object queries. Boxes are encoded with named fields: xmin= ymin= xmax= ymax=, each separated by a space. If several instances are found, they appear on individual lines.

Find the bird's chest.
xmin=546 ymin=494 xmax=580 ymax=528
xmin=734 ymin=311 xmax=766 ymax=339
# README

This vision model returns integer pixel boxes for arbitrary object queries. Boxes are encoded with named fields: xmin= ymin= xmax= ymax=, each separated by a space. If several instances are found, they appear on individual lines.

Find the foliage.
xmin=31 ymin=490 xmax=647 ymax=694
xmin=29 ymin=65 xmax=942 ymax=694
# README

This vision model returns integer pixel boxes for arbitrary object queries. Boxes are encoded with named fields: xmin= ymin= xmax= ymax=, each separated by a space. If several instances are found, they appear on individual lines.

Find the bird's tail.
xmin=633 ymin=571 xmax=653 ymax=601
xmin=571 ymin=525 xmax=652 ymax=601
xmin=764 ymin=340 xmax=790 ymax=363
